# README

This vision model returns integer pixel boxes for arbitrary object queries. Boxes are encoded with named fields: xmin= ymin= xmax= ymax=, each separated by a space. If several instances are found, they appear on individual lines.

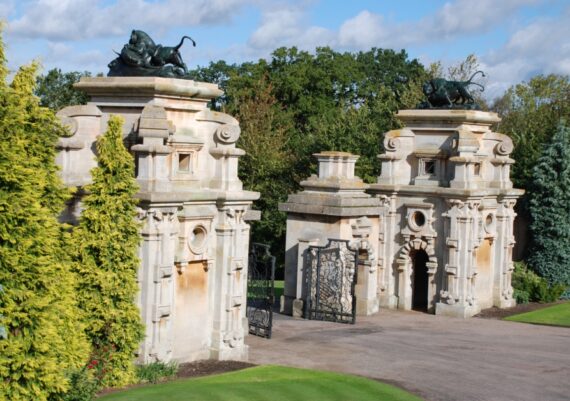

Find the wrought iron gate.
xmin=247 ymin=243 xmax=275 ymax=338
xmin=305 ymin=239 xmax=357 ymax=324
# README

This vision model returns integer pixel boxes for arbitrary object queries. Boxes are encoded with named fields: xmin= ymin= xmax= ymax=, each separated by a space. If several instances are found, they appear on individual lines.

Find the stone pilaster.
xmin=437 ymin=199 xmax=481 ymax=318
xmin=210 ymin=206 xmax=250 ymax=360
xmin=137 ymin=206 xmax=180 ymax=362
xmin=493 ymin=198 xmax=517 ymax=308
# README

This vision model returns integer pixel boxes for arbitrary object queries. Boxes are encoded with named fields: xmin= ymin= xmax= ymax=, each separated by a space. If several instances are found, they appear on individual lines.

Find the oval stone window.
xmin=412 ymin=211 xmax=426 ymax=228
xmin=189 ymin=225 xmax=207 ymax=254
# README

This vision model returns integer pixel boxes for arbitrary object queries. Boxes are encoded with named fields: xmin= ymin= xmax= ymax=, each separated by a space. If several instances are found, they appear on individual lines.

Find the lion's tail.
xmin=467 ymin=70 xmax=485 ymax=84
xmin=174 ymin=36 xmax=196 ymax=50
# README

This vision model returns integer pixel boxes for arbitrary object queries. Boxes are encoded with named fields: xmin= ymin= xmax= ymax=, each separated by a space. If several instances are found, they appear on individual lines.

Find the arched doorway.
xmin=411 ymin=249 xmax=429 ymax=311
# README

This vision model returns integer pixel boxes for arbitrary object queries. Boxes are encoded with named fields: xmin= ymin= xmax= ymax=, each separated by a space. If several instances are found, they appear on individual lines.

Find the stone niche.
xmin=56 ymin=77 xmax=259 ymax=362
xmin=281 ymin=110 xmax=523 ymax=319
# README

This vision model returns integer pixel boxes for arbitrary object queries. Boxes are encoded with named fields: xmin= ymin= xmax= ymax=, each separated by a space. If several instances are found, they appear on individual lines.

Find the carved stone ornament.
xmin=214 ymin=124 xmax=241 ymax=145
xmin=494 ymin=139 xmax=514 ymax=156
xmin=385 ymin=137 xmax=401 ymax=151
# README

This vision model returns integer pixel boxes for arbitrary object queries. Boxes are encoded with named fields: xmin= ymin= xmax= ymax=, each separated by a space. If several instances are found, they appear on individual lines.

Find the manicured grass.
xmin=274 ymin=280 xmax=284 ymax=301
xmin=505 ymin=302 xmax=570 ymax=327
xmin=99 ymin=365 xmax=422 ymax=401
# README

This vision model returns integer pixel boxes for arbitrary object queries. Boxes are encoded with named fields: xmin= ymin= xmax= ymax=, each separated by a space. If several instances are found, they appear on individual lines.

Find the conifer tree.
xmin=528 ymin=123 xmax=570 ymax=286
xmin=72 ymin=115 xmax=144 ymax=387
xmin=0 ymin=34 xmax=89 ymax=400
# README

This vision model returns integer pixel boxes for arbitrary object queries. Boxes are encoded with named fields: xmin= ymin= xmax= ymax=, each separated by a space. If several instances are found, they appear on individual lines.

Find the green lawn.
xmin=505 ymin=302 xmax=570 ymax=327
xmin=274 ymin=280 xmax=284 ymax=302
xmin=99 ymin=365 xmax=422 ymax=401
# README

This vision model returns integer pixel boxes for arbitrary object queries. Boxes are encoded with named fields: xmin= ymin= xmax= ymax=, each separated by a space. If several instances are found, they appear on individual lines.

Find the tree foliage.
xmin=0 ymin=35 xmax=89 ymax=400
xmin=493 ymin=74 xmax=570 ymax=190
xmin=35 ymin=68 xmax=91 ymax=111
xmin=527 ymin=123 xmax=570 ymax=286
xmin=190 ymin=47 xmax=427 ymax=261
xmin=231 ymin=75 xmax=295 ymax=258
xmin=72 ymin=115 xmax=144 ymax=387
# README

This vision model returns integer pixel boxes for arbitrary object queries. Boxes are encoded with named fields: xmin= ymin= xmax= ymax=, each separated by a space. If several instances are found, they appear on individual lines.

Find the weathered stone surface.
xmin=57 ymin=76 xmax=259 ymax=363
xmin=281 ymin=109 xmax=522 ymax=319
xmin=371 ymin=109 xmax=522 ymax=317
xmin=280 ymin=152 xmax=380 ymax=316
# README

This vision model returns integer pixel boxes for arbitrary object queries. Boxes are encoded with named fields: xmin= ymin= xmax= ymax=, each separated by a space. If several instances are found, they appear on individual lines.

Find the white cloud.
xmin=338 ymin=11 xmax=386 ymax=48
xmin=0 ymin=0 xmax=16 ymax=20
xmin=248 ymin=2 xmax=333 ymax=52
xmin=7 ymin=0 xmax=251 ymax=41
xmin=482 ymin=8 xmax=570 ymax=99
xmin=424 ymin=0 xmax=540 ymax=39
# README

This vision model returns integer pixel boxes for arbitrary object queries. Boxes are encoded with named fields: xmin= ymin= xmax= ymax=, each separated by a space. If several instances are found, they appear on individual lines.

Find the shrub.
xmin=512 ymin=262 xmax=564 ymax=303
xmin=136 ymin=361 xmax=179 ymax=384
xmin=62 ymin=368 xmax=99 ymax=401
xmin=72 ymin=115 xmax=144 ymax=387
xmin=0 ymin=32 xmax=89 ymax=400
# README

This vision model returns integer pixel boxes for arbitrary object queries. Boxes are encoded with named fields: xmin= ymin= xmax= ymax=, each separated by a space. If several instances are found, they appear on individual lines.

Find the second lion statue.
xmin=419 ymin=71 xmax=485 ymax=109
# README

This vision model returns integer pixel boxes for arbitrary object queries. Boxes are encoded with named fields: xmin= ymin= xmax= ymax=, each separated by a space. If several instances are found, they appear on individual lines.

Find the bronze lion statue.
xmin=108 ymin=30 xmax=196 ymax=79
xmin=419 ymin=71 xmax=485 ymax=109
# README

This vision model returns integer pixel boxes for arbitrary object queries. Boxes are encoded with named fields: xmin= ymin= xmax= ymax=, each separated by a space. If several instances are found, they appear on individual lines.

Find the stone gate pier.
xmin=56 ymin=77 xmax=259 ymax=362
xmin=281 ymin=109 xmax=523 ymax=318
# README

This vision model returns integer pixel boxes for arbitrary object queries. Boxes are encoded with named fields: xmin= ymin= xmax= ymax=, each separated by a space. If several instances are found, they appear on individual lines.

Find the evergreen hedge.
xmin=0 ymin=36 xmax=89 ymax=400
xmin=72 ymin=115 xmax=144 ymax=387
xmin=528 ymin=123 xmax=570 ymax=287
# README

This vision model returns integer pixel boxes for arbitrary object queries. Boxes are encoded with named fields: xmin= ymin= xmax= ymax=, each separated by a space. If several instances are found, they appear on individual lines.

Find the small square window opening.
xmin=179 ymin=154 xmax=191 ymax=172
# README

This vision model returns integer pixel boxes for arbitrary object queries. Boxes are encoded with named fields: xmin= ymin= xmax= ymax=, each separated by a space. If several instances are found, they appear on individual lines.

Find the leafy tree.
xmin=189 ymin=47 xmax=426 ymax=263
xmin=493 ymin=74 xmax=570 ymax=190
xmin=35 ymin=68 xmax=91 ymax=111
xmin=527 ymin=123 xmax=570 ymax=287
xmin=72 ymin=115 xmax=144 ymax=387
xmin=233 ymin=75 xmax=295 ymax=264
xmin=492 ymin=75 xmax=570 ymax=261
xmin=0 ymin=35 xmax=89 ymax=400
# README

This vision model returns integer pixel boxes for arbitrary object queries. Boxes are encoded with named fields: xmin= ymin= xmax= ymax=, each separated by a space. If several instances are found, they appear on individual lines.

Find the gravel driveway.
xmin=247 ymin=309 xmax=569 ymax=401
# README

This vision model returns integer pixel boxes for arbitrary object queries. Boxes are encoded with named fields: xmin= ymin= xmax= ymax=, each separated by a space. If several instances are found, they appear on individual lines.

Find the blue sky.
xmin=1 ymin=0 xmax=569 ymax=99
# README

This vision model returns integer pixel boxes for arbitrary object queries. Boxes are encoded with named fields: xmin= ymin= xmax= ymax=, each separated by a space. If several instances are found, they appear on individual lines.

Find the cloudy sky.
xmin=1 ymin=0 xmax=569 ymax=99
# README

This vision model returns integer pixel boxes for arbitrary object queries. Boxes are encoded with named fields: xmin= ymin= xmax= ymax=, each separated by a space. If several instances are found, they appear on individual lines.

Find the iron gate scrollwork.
xmin=247 ymin=243 xmax=275 ymax=338
xmin=305 ymin=239 xmax=358 ymax=324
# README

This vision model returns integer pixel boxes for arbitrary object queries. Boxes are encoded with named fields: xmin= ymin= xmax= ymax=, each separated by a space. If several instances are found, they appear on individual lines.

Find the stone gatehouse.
xmin=56 ymin=77 xmax=259 ymax=363
xmin=280 ymin=109 xmax=523 ymax=318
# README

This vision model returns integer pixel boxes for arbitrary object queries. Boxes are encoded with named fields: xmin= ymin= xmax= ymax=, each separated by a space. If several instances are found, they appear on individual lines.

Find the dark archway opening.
xmin=411 ymin=249 xmax=429 ymax=311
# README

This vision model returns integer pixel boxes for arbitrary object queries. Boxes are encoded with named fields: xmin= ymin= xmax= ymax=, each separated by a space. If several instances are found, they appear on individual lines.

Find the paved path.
xmin=247 ymin=309 xmax=569 ymax=401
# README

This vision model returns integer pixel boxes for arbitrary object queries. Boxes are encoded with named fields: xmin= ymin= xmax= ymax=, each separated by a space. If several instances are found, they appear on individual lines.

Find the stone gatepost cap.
xmin=313 ymin=151 xmax=359 ymax=180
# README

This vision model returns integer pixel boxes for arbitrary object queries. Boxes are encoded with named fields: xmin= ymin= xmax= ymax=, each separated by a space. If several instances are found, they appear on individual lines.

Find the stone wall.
xmin=56 ymin=77 xmax=259 ymax=362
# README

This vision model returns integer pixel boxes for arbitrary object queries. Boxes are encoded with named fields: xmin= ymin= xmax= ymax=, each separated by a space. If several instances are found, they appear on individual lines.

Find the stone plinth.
xmin=279 ymin=152 xmax=381 ymax=317
xmin=57 ymin=77 xmax=259 ymax=363
xmin=370 ymin=109 xmax=522 ymax=317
